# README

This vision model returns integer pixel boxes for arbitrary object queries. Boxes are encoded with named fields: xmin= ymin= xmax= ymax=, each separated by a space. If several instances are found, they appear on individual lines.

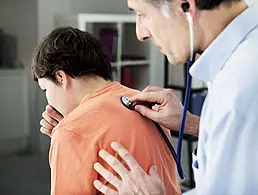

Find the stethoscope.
xmin=120 ymin=10 xmax=195 ymax=180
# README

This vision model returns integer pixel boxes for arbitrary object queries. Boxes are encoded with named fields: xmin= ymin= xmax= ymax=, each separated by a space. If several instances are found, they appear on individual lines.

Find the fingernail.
xmin=93 ymin=162 xmax=100 ymax=170
xmin=111 ymin=142 xmax=119 ymax=148
xmin=93 ymin=180 xmax=102 ymax=188
xmin=154 ymin=165 xmax=157 ymax=171
xmin=98 ymin=149 xmax=107 ymax=157
xmin=46 ymin=107 xmax=51 ymax=113
xmin=134 ymin=105 xmax=139 ymax=110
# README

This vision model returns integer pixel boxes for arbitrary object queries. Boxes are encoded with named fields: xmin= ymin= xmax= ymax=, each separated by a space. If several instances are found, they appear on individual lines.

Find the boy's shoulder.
xmin=54 ymin=83 xmax=141 ymax=137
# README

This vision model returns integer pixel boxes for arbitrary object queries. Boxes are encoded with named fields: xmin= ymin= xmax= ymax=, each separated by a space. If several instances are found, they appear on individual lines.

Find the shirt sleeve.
xmin=49 ymin=129 xmax=98 ymax=195
xmin=197 ymin=109 xmax=258 ymax=195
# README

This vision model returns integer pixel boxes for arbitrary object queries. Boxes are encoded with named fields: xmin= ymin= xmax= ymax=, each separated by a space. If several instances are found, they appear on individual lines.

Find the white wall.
xmin=0 ymin=0 xmax=37 ymax=65
xmin=37 ymin=0 xmax=130 ymax=41
xmin=0 ymin=70 xmax=30 ymax=156
xmin=37 ymin=0 xmax=70 ymax=42
xmin=70 ymin=0 xmax=130 ymax=14
xmin=0 ymin=0 xmax=39 ymax=155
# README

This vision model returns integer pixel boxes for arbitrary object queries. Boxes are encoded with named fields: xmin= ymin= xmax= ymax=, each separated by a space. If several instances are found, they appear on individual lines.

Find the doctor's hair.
xmin=150 ymin=0 xmax=242 ymax=10
xmin=31 ymin=26 xmax=112 ymax=84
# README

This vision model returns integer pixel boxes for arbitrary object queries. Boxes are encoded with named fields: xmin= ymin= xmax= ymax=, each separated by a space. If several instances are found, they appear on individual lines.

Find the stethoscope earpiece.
xmin=182 ymin=2 xmax=190 ymax=12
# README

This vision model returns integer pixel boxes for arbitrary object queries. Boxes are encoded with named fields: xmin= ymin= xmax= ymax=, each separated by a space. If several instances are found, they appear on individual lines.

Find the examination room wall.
xmin=0 ymin=0 xmax=38 ymax=155
xmin=1 ymin=0 xmax=255 ymax=194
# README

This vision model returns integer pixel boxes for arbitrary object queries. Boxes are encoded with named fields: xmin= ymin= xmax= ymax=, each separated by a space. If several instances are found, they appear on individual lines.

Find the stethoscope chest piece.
xmin=120 ymin=96 xmax=135 ymax=110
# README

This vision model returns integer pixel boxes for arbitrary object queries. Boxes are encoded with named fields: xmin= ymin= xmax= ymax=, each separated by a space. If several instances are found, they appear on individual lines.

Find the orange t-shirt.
xmin=49 ymin=82 xmax=181 ymax=195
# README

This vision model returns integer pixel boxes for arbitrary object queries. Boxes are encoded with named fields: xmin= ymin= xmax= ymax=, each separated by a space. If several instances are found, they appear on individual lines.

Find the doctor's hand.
xmin=129 ymin=86 xmax=199 ymax=136
xmin=40 ymin=105 xmax=63 ymax=137
xmin=93 ymin=142 xmax=165 ymax=195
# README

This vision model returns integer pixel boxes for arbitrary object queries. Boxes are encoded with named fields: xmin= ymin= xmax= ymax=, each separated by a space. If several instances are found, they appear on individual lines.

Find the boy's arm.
xmin=49 ymin=129 xmax=98 ymax=195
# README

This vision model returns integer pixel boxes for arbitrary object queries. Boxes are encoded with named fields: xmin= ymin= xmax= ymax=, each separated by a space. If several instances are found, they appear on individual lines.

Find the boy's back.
xmin=50 ymin=82 xmax=181 ymax=195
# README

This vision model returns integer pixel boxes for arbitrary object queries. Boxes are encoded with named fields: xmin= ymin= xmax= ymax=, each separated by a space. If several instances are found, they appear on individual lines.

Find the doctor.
xmin=91 ymin=0 xmax=258 ymax=194
xmin=39 ymin=0 xmax=258 ymax=194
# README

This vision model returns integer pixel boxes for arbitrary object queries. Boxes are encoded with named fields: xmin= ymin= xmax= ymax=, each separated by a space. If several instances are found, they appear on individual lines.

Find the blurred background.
xmin=0 ymin=0 xmax=255 ymax=194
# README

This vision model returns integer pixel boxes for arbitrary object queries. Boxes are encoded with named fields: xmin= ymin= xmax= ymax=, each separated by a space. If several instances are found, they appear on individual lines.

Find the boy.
xmin=31 ymin=26 xmax=181 ymax=195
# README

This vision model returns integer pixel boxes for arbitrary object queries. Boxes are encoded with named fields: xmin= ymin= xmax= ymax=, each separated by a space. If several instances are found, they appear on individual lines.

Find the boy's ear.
xmin=55 ymin=70 xmax=71 ymax=90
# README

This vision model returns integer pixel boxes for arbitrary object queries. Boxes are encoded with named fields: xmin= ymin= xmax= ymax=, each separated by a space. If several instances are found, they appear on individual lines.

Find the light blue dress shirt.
xmin=189 ymin=5 xmax=258 ymax=195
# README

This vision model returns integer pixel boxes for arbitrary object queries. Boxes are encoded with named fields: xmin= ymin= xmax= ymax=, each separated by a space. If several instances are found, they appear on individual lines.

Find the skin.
xmin=38 ymin=0 xmax=248 ymax=194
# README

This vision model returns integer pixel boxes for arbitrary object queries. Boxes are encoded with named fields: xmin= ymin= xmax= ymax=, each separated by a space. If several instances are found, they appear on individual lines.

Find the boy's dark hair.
xmin=151 ymin=0 xmax=242 ymax=10
xmin=31 ymin=26 xmax=112 ymax=83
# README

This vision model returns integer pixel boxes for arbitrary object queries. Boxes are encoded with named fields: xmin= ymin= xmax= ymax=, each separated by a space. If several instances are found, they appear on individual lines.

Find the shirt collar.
xmin=190 ymin=6 xmax=258 ymax=82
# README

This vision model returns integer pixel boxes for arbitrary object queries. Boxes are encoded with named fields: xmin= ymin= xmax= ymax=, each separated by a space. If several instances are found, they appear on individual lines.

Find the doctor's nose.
xmin=136 ymin=21 xmax=151 ymax=41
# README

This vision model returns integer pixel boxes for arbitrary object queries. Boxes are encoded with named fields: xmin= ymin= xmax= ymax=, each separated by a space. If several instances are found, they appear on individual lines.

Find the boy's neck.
xmin=73 ymin=77 xmax=112 ymax=105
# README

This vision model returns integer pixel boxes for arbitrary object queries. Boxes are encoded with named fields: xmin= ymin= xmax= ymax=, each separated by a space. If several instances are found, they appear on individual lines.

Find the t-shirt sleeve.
xmin=49 ymin=129 xmax=98 ymax=195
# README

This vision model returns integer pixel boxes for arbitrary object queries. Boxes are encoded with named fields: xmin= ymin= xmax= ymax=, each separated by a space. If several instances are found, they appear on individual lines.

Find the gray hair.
xmin=150 ymin=0 xmax=171 ymax=5
xmin=149 ymin=0 xmax=172 ymax=7
xmin=151 ymin=0 xmax=244 ymax=11
xmin=149 ymin=0 xmax=174 ymax=17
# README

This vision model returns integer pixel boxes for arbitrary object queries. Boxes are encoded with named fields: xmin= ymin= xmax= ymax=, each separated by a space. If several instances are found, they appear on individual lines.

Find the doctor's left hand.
xmin=93 ymin=142 xmax=165 ymax=195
